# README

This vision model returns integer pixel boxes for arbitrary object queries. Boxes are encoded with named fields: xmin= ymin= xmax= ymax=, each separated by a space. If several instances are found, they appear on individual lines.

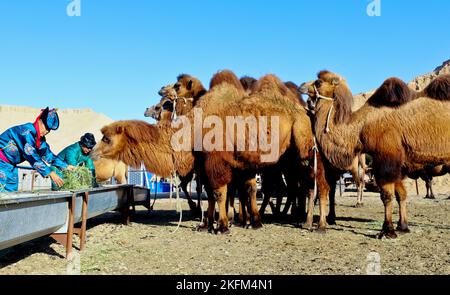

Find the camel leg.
xmin=214 ymin=185 xmax=230 ymax=234
xmin=227 ymin=183 xmax=236 ymax=227
xmin=196 ymin=175 xmax=203 ymax=208
xmin=281 ymin=171 xmax=297 ymax=217
xmin=180 ymin=174 xmax=198 ymax=214
xmin=238 ymin=185 xmax=250 ymax=227
xmin=259 ymin=192 xmax=271 ymax=217
xmin=302 ymin=188 xmax=315 ymax=231
xmin=351 ymin=164 xmax=364 ymax=208
xmin=327 ymin=182 xmax=337 ymax=225
xmin=395 ymin=181 xmax=410 ymax=233
xmin=197 ymin=187 xmax=215 ymax=233
xmin=424 ymin=176 xmax=435 ymax=199
xmin=246 ymin=178 xmax=263 ymax=229
xmin=378 ymin=182 xmax=397 ymax=239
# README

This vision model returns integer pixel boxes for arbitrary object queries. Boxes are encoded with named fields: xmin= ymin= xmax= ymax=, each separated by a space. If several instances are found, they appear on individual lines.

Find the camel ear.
xmin=187 ymin=80 xmax=193 ymax=91
xmin=116 ymin=126 xmax=124 ymax=134
xmin=331 ymin=77 xmax=341 ymax=86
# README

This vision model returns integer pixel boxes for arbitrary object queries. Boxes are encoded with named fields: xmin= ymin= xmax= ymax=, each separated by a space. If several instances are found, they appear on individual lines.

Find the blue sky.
xmin=0 ymin=0 xmax=449 ymax=120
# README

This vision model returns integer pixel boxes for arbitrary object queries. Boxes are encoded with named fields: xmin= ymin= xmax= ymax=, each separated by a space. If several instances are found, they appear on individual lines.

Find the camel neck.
xmin=313 ymin=100 xmax=361 ymax=170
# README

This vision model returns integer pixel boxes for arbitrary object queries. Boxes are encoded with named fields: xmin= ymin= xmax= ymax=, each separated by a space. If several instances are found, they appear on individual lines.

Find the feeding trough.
xmin=0 ymin=184 xmax=137 ymax=258
xmin=0 ymin=191 xmax=73 ymax=251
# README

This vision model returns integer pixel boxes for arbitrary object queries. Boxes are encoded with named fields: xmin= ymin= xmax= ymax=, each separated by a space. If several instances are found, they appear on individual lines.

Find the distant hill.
xmin=0 ymin=105 xmax=114 ymax=154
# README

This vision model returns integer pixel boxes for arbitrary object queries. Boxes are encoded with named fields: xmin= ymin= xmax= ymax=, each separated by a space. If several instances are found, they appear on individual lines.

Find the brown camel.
xmin=94 ymin=72 xmax=328 ymax=233
xmin=304 ymin=71 xmax=450 ymax=238
xmin=409 ymin=164 xmax=449 ymax=199
xmin=145 ymin=88 xmax=204 ymax=215
xmin=144 ymin=71 xmax=258 ymax=227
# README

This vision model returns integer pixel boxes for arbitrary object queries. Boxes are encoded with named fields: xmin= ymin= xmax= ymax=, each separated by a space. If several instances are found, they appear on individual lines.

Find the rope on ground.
xmin=168 ymin=172 xmax=183 ymax=235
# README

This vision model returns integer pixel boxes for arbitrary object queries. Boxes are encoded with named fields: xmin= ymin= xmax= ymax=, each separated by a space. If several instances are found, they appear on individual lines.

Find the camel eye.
xmin=102 ymin=136 xmax=111 ymax=144
xmin=315 ymin=80 xmax=322 ymax=87
xmin=174 ymin=83 xmax=180 ymax=91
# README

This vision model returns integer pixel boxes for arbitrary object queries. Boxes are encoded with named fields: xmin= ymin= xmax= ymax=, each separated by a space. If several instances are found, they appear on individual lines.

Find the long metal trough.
xmin=0 ymin=184 xmax=145 ymax=256
xmin=0 ymin=192 xmax=73 ymax=251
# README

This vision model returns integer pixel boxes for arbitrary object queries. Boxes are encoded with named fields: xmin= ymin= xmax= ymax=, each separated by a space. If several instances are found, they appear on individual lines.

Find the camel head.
xmin=301 ymin=71 xmax=353 ymax=124
xmin=174 ymin=74 xmax=207 ymax=101
xmin=145 ymin=97 xmax=174 ymax=121
xmin=158 ymin=83 xmax=177 ymax=98
xmin=93 ymin=120 xmax=158 ymax=168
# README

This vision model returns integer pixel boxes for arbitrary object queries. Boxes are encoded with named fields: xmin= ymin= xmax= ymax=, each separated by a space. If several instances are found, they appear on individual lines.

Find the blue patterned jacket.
xmin=0 ymin=123 xmax=68 ymax=176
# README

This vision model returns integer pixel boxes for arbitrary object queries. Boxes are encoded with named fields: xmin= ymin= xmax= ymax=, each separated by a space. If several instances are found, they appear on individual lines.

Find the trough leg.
xmin=79 ymin=192 xmax=89 ymax=251
xmin=121 ymin=186 xmax=134 ymax=225
xmin=50 ymin=193 xmax=76 ymax=259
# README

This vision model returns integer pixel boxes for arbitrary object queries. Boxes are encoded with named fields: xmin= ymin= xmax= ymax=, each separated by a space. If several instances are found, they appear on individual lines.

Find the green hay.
xmin=59 ymin=166 xmax=93 ymax=191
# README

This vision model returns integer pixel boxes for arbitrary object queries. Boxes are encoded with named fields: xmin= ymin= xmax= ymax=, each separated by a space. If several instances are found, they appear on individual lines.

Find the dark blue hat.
xmin=40 ymin=107 xmax=60 ymax=131
xmin=80 ymin=133 xmax=97 ymax=149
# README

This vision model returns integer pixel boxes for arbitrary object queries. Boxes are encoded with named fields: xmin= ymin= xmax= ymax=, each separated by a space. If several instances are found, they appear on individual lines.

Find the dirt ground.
xmin=1 ymin=188 xmax=449 ymax=275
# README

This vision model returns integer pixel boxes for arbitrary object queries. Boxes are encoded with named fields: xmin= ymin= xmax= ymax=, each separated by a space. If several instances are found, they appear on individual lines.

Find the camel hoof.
xmin=196 ymin=223 xmax=208 ymax=232
xmin=316 ymin=227 xmax=327 ymax=234
xmin=355 ymin=203 xmax=364 ymax=208
xmin=377 ymin=230 xmax=397 ymax=239
xmin=251 ymin=221 xmax=263 ymax=230
xmin=301 ymin=222 xmax=314 ymax=232
xmin=424 ymin=195 xmax=436 ymax=200
xmin=215 ymin=227 xmax=230 ymax=235
xmin=326 ymin=217 xmax=336 ymax=226
xmin=396 ymin=224 xmax=410 ymax=234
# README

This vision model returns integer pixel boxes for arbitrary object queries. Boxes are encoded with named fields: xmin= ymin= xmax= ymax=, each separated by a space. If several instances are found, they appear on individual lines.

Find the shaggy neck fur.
xmin=314 ymin=100 xmax=361 ymax=170
xmin=116 ymin=122 xmax=195 ymax=178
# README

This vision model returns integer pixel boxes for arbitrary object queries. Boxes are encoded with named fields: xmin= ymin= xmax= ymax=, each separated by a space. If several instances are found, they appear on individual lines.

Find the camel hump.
xmin=285 ymin=81 xmax=307 ymax=106
xmin=240 ymin=76 xmax=257 ymax=92
xmin=423 ymin=74 xmax=450 ymax=101
xmin=368 ymin=77 xmax=415 ymax=107
xmin=253 ymin=74 xmax=289 ymax=96
xmin=209 ymin=70 xmax=245 ymax=93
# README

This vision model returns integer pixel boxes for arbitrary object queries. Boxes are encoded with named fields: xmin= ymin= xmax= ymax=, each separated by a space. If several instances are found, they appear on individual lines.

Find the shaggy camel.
xmin=94 ymin=73 xmax=329 ymax=233
xmin=300 ymin=76 xmax=423 ymax=210
xmin=145 ymin=89 xmax=204 ymax=215
xmin=171 ymin=71 xmax=260 ymax=229
xmin=304 ymin=71 xmax=450 ymax=238
xmin=409 ymin=165 xmax=449 ymax=199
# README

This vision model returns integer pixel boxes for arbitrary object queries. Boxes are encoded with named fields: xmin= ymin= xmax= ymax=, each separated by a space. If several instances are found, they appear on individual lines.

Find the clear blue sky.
xmin=0 ymin=0 xmax=449 ymax=120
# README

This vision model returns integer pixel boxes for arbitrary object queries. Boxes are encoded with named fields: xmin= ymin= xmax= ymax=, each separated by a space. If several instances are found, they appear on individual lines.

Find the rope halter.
xmin=171 ymin=95 xmax=194 ymax=121
xmin=313 ymin=84 xmax=335 ymax=134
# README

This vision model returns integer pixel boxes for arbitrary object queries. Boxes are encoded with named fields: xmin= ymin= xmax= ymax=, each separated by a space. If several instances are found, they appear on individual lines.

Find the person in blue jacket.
xmin=0 ymin=107 xmax=75 ymax=192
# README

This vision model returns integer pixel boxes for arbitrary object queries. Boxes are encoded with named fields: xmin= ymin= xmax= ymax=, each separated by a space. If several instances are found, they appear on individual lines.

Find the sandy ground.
xmin=1 ymin=187 xmax=449 ymax=275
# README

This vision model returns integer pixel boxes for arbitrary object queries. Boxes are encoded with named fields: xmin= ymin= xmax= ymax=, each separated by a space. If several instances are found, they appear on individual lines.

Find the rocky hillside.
xmin=0 ymin=105 xmax=114 ymax=154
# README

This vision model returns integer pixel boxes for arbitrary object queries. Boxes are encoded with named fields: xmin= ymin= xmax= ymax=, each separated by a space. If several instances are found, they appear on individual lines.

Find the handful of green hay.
xmin=59 ymin=166 xmax=93 ymax=191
